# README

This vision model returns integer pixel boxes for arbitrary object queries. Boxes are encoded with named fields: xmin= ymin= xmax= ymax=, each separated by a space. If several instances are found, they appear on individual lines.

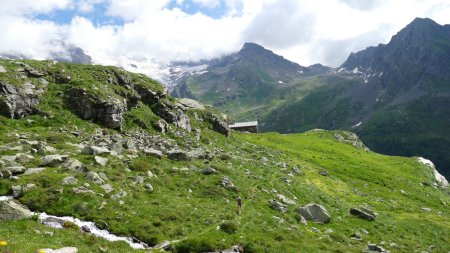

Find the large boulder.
xmin=65 ymin=88 xmax=126 ymax=129
xmin=177 ymin=98 xmax=205 ymax=110
xmin=0 ymin=81 xmax=41 ymax=118
xmin=0 ymin=200 xmax=32 ymax=221
xmin=295 ymin=203 xmax=331 ymax=224
xmin=208 ymin=114 xmax=230 ymax=137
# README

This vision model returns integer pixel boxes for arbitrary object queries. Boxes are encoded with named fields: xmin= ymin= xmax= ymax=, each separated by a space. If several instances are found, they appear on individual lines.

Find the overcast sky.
xmin=1 ymin=0 xmax=450 ymax=68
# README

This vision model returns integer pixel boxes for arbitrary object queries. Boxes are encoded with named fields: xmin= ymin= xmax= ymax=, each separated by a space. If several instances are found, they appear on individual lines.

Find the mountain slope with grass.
xmin=171 ymin=18 xmax=450 ymax=180
xmin=0 ymin=59 xmax=449 ymax=253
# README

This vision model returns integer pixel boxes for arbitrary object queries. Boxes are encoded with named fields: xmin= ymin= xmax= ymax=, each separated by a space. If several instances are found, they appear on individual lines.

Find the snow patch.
xmin=354 ymin=122 xmax=362 ymax=127
xmin=417 ymin=157 xmax=449 ymax=188
xmin=378 ymin=72 xmax=383 ymax=77
xmin=278 ymin=80 xmax=284 ymax=84
xmin=352 ymin=67 xmax=359 ymax=74
xmin=338 ymin=68 xmax=345 ymax=73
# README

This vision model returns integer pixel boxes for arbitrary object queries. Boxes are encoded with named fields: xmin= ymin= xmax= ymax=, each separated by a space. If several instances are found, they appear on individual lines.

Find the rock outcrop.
xmin=0 ymin=81 xmax=42 ymax=118
xmin=65 ymin=88 xmax=126 ymax=129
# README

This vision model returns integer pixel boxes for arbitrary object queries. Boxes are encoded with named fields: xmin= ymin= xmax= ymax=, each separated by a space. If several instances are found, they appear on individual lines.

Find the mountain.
xmin=171 ymin=42 xmax=331 ymax=121
xmin=0 ymin=59 xmax=449 ymax=252
xmin=172 ymin=18 xmax=450 ymax=179
xmin=0 ymin=41 xmax=93 ymax=65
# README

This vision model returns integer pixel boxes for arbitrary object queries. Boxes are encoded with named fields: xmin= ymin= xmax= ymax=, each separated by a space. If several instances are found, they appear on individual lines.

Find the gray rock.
xmin=296 ymin=203 xmax=331 ymax=224
xmin=38 ymin=247 xmax=78 ymax=253
xmin=72 ymin=187 xmax=96 ymax=195
xmin=12 ymin=185 xmax=23 ymax=198
xmin=221 ymin=176 xmax=238 ymax=191
xmin=298 ymin=214 xmax=307 ymax=225
xmin=111 ymin=190 xmax=127 ymax=200
xmin=269 ymin=199 xmax=288 ymax=213
xmin=4 ymin=166 xmax=26 ymax=175
xmin=144 ymin=148 xmax=163 ymax=158
xmin=101 ymin=184 xmax=114 ymax=193
xmin=23 ymin=168 xmax=46 ymax=175
xmin=350 ymin=207 xmax=376 ymax=221
xmin=276 ymin=194 xmax=296 ymax=205
xmin=65 ymin=88 xmax=126 ymax=129
xmin=42 ymin=155 xmax=69 ymax=167
xmin=167 ymin=150 xmax=192 ymax=161
xmin=0 ymin=65 xmax=6 ymax=73
xmin=153 ymin=119 xmax=169 ymax=133
xmin=130 ymin=175 xmax=144 ymax=184
xmin=94 ymin=156 xmax=108 ymax=166
xmin=62 ymin=158 xmax=87 ymax=173
xmin=175 ymin=109 xmax=191 ymax=132
xmin=0 ymin=200 xmax=32 ymax=221
xmin=23 ymin=183 xmax=36 ymax=192
xmin=177 ymin=98 xmax=205 ymax=110
xmin=145 ymin=183 xmax=154 ymax=192
xmin=32 ymin=141 xmax=56 ymax=155
xmin=62 ymin=176 xmax=78 ymax=185
xmin=98 ymin=172 xmax=109 ymax=182
xmin=366 ymin=243 xmax=387 ymax=252
xmin=81 ymin=146 xmax=110 ymax=155
xmin=318 ymin=169 xmax=329 ymax=176
xmin=208 ymin=114 xmax=231 ymax=137
xmin=221 ymin=245 xmax=243 ymax=253
xmin=0 ymin=81 xmax=42 ymax=119
xmin=86 ymin=171 xmax=105 ymax=185
xmin=202 ymin=167 xmax=216 ymax=175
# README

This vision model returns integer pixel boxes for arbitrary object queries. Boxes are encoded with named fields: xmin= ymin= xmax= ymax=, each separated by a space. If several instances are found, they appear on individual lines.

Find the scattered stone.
xmin=269 ymin=199 xmax=288 ymax=213
xmin=23 ymin=168 xmax=46 ymax=175
xmin=111 ymin=190 xmax=127 ymax=200
xmin=202 ymin=167 xmax=216 ymax=175
xmin=351 ymin=232 xmax=362 ymax=240
xmin=98 ymin=172 xmax=109 ymax=182
xmin=86 ymin=171 xmax=105 ymax=185
xmin=62 ymin=176 xmax=78 ymax=185
xmin=72 ymin=187 xmax=96 ymax=195
xmin=167 ymin=150 xmax=192 ymax=161
xmin=11 ymin=185 xmax=23 ymax=198
xmin=147 ymin=171 xmax=157 ymax=178
xmin=421 ymin=207 xmax=432 ymax=212
xmin=366 ymin=243 xmax=387 ymax=252
xmin=318 ymin=169 xmax=329 ymax=176
xmin=101 ymin=184 xmax=114 ymax=194
xmin=38 ymin=247 xmax=78 ymax=253
xmin=0 ymin=65 xmax=6 ymax=73
xmin=82 ymin=146 xmax=110 ymax=155
xmin=94 ymin=156 xmax=108 ymax=166
xmin=130 ymin=175 xmax=145 ymax=184
xmin=296 ymin=203 xmax=331 ymax=224
xmin=42 ymin=155 xmax=69 ymax=167
xmin=221 ymin=245 xmax=243 ymax=253
xmin=276 ymin=194 xmax=296 ymax=205
xmin=152 ymin=241 xmax=171 ymax=250
xmin=62 ymin=158 xmax=87 ymax=173
xmin=143 ymin=148 xmax=163 ymax=158
xmin=0 ymin=200 xmax=32 ymax=221
xmin=81 ymin=225 xmax=91 ymax=233
xmin=153 ymin=119 xmax=169 ymax=133
xmin=4 ymin=166 xmax=26 ymax=175
xmin=350 ymin=207 xmax=376 ymax=221
xmin=297 ymin=214 xmax=307 ymax=225
xmin=145 ymin=183 xmax=154 ymax=192
xmin=221 ymin=176 xmax=238 ymax=191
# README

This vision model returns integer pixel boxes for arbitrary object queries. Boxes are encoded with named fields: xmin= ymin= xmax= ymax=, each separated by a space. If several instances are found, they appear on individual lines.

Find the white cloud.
xmin=1 ymin=0 xmax=450 ymax=70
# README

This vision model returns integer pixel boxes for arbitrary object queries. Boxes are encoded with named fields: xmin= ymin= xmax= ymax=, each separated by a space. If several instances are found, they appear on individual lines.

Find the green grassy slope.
xmin=0 ymin=60 xmax=449 ymax=252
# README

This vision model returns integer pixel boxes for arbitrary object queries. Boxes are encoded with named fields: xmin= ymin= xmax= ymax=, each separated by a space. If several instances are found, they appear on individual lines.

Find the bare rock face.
xmin=0 ymin=81 xmax=42 ymax=118
xmin=65 ymin=88 xmax=126 ymax=129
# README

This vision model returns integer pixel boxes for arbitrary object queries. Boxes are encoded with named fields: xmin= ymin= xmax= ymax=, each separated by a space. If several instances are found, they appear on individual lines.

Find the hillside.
xmin=171 ymin=18 xmax=450 ymax=180
xmin=0 ymin=59 xmax=449 ymax=252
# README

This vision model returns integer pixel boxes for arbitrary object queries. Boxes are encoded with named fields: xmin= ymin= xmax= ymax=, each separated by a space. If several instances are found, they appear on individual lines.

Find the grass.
xmin=0 ymin=59 xmax=449 ymax=252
